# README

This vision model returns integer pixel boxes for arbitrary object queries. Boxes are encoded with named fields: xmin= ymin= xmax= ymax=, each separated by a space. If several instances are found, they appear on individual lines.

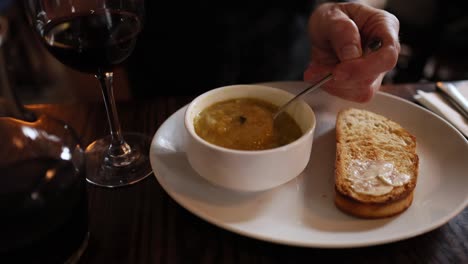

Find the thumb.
xmin=330 ymin=12 xmax=362 ymax=61
xmin=314 ymin=5 xmax=363 ymax=61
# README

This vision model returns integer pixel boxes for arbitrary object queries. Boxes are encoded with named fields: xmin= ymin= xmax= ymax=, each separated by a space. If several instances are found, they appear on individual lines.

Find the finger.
xmin=344 ymin=3 xmax=400 ymax=49
xmin=305 ymin=60 xmax=386 ymax=102
xmin=314 ymin=4 xmax=363 ymax=62
xmin=303 ymin=63 xmax=333 ymax=83
xmin=333 ymin=42 xmax=399 ymax=81
xmin=324 ymin=73 xmax=384 ymax=102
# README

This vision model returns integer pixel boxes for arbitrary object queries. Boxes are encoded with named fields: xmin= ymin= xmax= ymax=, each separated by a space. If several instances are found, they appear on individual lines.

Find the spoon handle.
xmin=273 ymin=39 xmax=383 ymax=120
xmin=273 ymin=74 xmax=333 ymax=119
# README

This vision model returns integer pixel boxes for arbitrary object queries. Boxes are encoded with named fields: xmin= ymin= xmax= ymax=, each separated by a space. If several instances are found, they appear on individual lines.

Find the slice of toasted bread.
xmin=334 ymin=108 xmax=419 ymax=218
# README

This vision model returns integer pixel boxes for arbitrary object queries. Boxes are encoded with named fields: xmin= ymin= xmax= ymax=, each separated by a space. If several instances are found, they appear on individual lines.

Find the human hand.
xmin=304 ymin=2 xmax=400 ymax=102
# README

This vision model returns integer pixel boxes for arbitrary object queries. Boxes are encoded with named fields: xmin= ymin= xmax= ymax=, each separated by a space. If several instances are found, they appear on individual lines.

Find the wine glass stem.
xmin=96 ymin=70 xmax=137 ymax=167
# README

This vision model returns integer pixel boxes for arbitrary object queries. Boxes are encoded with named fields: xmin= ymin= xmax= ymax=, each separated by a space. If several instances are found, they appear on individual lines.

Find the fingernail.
xmin=334 ymin=70 xmax=350 ymax=81
xmin=340 ymin=44 xmax=361 ymax=61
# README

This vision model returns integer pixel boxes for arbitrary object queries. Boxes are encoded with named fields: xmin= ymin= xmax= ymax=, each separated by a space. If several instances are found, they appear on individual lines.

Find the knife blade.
xmin=435 ymin=82 xmax=468 ymax=120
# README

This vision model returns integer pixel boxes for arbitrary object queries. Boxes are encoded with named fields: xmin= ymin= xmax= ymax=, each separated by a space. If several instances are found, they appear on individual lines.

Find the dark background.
xmin=1 ymin=0 xmax=468 ymax=102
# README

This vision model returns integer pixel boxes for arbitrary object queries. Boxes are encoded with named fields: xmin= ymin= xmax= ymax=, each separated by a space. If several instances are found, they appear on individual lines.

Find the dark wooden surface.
xmin=31 ymin=84 xmax=467 ymax=264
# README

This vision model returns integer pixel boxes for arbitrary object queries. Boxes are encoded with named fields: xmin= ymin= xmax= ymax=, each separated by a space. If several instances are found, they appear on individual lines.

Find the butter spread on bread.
xmin=348 ymin=160 xmax=411 ymax=196
xmin=334 ymin=108 xmax=419 ymax=218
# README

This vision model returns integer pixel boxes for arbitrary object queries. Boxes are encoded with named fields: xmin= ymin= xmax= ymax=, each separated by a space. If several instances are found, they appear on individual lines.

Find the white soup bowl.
xmin=184 ymin=84 xmax=316 ymax=192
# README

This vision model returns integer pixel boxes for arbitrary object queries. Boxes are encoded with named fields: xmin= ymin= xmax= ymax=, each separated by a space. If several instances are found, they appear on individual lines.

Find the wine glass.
xmin=0 ymin=114 xmax=89 ymax=263
xmin=25 ymin=0 xmax=152 ymax=187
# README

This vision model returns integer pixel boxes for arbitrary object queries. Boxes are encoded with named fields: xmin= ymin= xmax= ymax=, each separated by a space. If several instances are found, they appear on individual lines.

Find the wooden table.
xmin=32 ymin=83 xmax=467 ymax=264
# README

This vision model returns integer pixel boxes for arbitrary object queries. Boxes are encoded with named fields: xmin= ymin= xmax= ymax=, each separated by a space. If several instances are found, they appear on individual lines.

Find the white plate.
xmin=149 ymin=81 xmax=468 ymax=248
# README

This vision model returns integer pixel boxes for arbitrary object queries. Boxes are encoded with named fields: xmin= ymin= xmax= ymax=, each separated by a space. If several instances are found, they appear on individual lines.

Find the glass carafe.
xmin=0 ymin=113 xmax=89 ymax=263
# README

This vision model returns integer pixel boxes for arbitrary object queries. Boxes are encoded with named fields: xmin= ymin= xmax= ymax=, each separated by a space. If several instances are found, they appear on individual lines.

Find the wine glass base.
xmin=85 ymin=132 xmax=152 ymax=188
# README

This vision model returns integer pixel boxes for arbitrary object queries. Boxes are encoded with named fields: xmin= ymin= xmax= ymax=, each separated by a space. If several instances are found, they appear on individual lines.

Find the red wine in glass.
xmin=26 ymin=0 xmax=152 ymax=188
xmin=41 ymin=10 xmax=141 ymax=74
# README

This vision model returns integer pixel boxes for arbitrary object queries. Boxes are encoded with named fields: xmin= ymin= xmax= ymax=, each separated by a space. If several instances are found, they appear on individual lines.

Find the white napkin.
xmin=414 ymin=82 xmax=468 ymax=137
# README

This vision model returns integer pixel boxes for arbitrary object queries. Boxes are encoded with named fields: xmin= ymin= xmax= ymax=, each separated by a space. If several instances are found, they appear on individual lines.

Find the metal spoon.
xmin=273 ymin=39 xmax=383 ymax=120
